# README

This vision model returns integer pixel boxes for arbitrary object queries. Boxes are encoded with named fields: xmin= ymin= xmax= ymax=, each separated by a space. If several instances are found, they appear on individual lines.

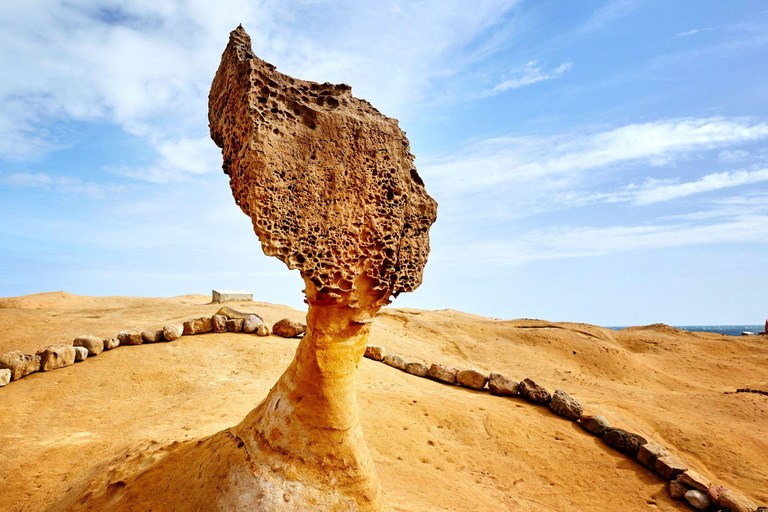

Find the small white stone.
xmin=684 ymin=490 xmax=713 ymax=511
xmin=0 ymin=368 xmax=10 ymax=387
xmin=73 ymin=346 xmax=89 ymax=362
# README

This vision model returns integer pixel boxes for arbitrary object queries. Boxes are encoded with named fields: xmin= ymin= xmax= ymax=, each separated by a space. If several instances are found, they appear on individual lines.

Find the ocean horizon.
xmin=607 ymin=325 xmax=765 ymax=337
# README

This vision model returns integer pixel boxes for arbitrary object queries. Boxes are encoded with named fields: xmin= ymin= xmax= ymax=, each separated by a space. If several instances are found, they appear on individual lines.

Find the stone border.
xmin=364 ymin=344 xmax=766 ymax=512
xmin=1 ymin=314 xmax=763 ymax=511
xmin=0 ymin=308 xmax=306 ymax=387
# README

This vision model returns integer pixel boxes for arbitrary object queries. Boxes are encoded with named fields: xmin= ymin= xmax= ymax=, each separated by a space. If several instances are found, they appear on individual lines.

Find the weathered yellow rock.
xmin=71 ymin=24 xmax=436 ymax=511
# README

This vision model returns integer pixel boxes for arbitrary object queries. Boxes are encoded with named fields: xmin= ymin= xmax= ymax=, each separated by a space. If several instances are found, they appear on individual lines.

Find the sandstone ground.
xmin=0 ymin=292 xmax=766 ymax=511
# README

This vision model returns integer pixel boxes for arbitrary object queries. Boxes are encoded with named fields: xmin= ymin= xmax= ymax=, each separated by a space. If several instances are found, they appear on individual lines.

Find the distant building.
xmin=212 ymin=289 xmax=253 ymax=303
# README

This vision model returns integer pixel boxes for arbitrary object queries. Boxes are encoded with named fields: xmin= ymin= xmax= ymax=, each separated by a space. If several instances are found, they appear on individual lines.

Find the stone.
xmin=212 ymin=289 xmax=253 ymax=303
xmin=73 ymin=346 xmax=89 ymax=362
xmin=73 ymin=335 xmax=104 ymax=356
xmin=456 ymin=368 xmax=488 ymax=390
xmin=0 ymin=350 xmax=40 ymax=381
xmin=142 ymin=330 xmax=164 ymax=343
xmin=718 ymin=488 xmax=757 ymax=512
xmin=183 ymin=317 xmax=213 ymax=335
xmin=243 ymin=315 xmax=263 ymax=333
xmin=227 ymin=318 xmax=244 ymax=332
xmin=679 ymin=470 xmax=712 ymax=493
xmin=383 ymin=354 xmax=407 ymax=370
xmin=256 ymin=324 xmax=270 ymax=336
xmin=213 ymin=314 xmax=228 ymax=333
xmin=669 ymin=479 xmax=689 ymax=500
xmin=603 ymin=427 xmax=647 ymax=456
xmin=37 ymin=344 xmax=76 ymax=371
xmin=549 ymin=389 xmax=584 ymax=421
xmin=427 ymin=363 xmax=459 ymax=384
xmin=518 ymin=378 xmax=552 ymax=405
xmin=0 ymin=369 xmax=10 ymax=387
xmin=684 ymin=490 xmax=713 ymax=511
xmin=75 ymin=24 xmax=437 ymax=511
xmin=488 ymin=373 xmax=519 ymax=396
xmin=364 ymin=345 xmax=385 ymax=361
xmin=103 ymin=337 xmax=120 ymax=350
xmin=655 ymin=455 xmax=687 ymax=481
xmin=162 ymin=324 xmax=183 ymax=341
xmin=215 ymin=306 xmax=262 ymax=322
xmin=118 ymin=329 xmax=143 ymax=345
xmin=272 ymin=319 xmax=306 ymax=338
xmin=580 ymin=415 xmax=611 ymax=436
xmin=637 ymin=441 xmax=667 ymax=470
xmin=405 ymin=362 xmax=428 ymax=377
xmin=707 ymin=485 xmax=726 ymax=503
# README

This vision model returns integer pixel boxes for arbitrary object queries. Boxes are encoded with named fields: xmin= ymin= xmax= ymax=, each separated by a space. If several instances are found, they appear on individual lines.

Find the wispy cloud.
xmin=488 ymin=60 xmax=573 ymax=94
xmin=423 ymin=117 xmax=768 ymax=196
xmin=633 ymin=168 xmax=768 ymax=205
xmin=0 ymin=171 xmax=118 ymax=199
xmin=674 ymin=27 xmax=716 ymax=39
xmin=438 ymin=213 xmax=768 ymax=267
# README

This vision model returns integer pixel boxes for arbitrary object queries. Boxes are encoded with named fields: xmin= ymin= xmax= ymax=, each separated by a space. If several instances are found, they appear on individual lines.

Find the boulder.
xmin=73 ymin=335 xmax=104 ymax=356
xmin=518 ymin=378 xmax=551 ymax=405
xmin=679 ymin=470 xmax=712 ymax=493
xmin=456 ymin=369 xmax=488 ymax=390
xmin=227 ymin=318 xmax=244 ymax=332
xmin=427 ymin=363 xmax=459 ymax=384
xmin=684 ymin=490 xmax=713 ymax=511
xmin=142 ymin=330 xmax=164 ymax=343
xmin=718 ymin=488 xmax=757 ymax=512
xmin=580 ymin=415 xmax=610 ymax=437
xmin=488 ymin=373 xmax=519 ymax=396
xmin=162 ymin=324 xmax=183 ymax=341
xmin=364 ymin=345 xmax=386 ymax=361
xmin=37 ymin=344 xmax=76 ymax=371
xmin=215 ymin=306 xmax=262 ymax=322
xmin=103 ymin=337 xmax=120 ymax=350
xmin=118 ymin=329 xmax=143 ymax=345
xmin=243 ymin=315 xmax=262 ymax=333
xmin=73 ymin=346 xmax=89 ymax=362
xmin=549 ymin=389 xmax=583 ymax=421
xmin=0 ymin=369 xmax=10 ymax=387
xmin=0 ymin=350 xmax=40 ymax=381
xmin=654 ymin=455 xmax=687 ymax=481
xmin=272 ymin=318 xmax=306 ymax=338
xmin=603 ymin=427 xmax=647 ymax=456
xmin=637 ymin=441 xmax=667 ymax=470
xmin=256 ymin=324 xmax=270 ymax=336
xmin=383 ymin=354 xmax=407 ymax=370
xmin=213 ymin=314 xmax=228 ymax=333
xmin=183 ymin=317 xmax=214 ymax=335
xmin=405 ymin=362 xmax=428 ymax=377
xmin=669 ymin=479 xmax=688 ymax=500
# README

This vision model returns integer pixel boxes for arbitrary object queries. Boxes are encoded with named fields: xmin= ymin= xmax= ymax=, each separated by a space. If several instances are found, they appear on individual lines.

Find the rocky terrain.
xmin=1 ymin=292 xmax=766 ymax=511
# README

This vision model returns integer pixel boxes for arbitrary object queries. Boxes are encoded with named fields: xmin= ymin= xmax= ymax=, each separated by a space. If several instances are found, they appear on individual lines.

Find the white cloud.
xmin=422 ymin=117 xmax=768 ymax=198
xmin=0 ymin=0 xmax=521 ymax=172
xmin=674 ymin=27 xmax=715 ymax=39
xmin=489 ymin=60 xmax=573 ymax=94
xmin=0 ymin=171 xmax=117 ymax=199
xmin=437 ymin=214 xmax=768 ymax=267
xmin=718 ymin=149 xmax=751 ymax=162
xmin=633 ymin=168 xmax=768 ymax=205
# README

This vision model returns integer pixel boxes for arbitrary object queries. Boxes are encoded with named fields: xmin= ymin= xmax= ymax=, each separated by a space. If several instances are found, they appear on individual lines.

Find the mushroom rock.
xmin=69 ymin=25 xmax=436 ymax=512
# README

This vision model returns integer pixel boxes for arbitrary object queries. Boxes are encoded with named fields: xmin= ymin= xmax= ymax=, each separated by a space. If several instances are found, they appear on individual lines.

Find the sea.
xmin=607 ymin=325 xmax=765 ymax=337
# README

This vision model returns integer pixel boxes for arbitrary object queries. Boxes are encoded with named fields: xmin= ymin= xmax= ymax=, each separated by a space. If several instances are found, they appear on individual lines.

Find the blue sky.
xmin=1 ymin=0 xmax=767 ymax=325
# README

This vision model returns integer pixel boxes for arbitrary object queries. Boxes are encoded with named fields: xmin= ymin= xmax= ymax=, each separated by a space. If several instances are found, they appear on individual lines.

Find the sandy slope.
xmin=0 ymin=293 xmax=766 ymax=511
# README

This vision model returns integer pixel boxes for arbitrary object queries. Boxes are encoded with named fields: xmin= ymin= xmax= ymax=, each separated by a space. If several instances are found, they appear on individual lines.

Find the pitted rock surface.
xmin=209 ymin=26 xmax=437 ymax=306
xmin=0 ymin=350 xmax=40 ymax=381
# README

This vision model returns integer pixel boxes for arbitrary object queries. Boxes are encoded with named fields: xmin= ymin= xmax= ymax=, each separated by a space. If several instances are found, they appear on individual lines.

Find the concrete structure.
xmin=212 ymin=289 xmax=253 ymax=303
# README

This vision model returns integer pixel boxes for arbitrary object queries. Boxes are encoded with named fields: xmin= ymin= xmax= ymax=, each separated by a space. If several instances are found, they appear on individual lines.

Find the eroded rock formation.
xmin=68 ymin=25 xmax=436 ymax=511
